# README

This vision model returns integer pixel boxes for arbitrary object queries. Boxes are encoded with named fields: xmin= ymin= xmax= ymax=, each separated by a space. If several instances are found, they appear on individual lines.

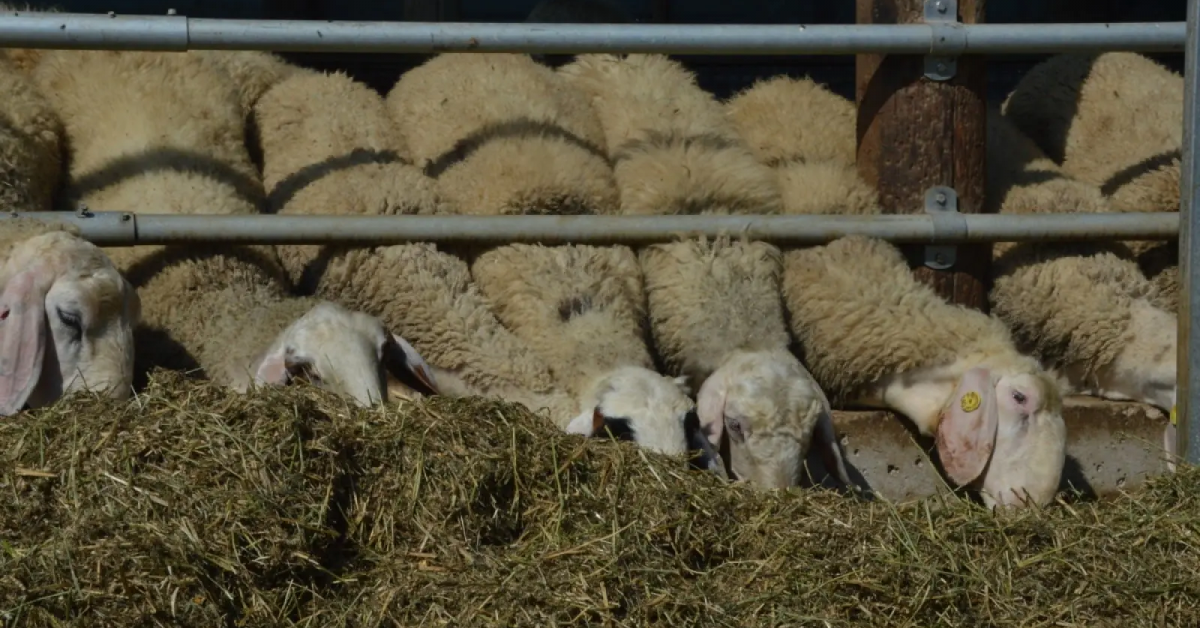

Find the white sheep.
xmin=987 ymin=107 xmax=1175 ymax=415
xmin=1002 ymin=52 xmax=1182 ymax=313
xmin=472 ymin=243 xmax=718 ymax=468
xmin=554 ymin=54 xmax=848 ymax=487
xmin=639 ymin=236 xmax=851 ymax=488
xmin=0 ymin=218 xmax=140 ymax=413
xmin=32 ymin=49 xmax=437 ymax=407
xmin=249 ymin=67 xmax=576 ymax=419
xmin=782 ymin=236 xmax=1067 ymax=509
xmin=383 ymin=51 xmax=713 ymax=461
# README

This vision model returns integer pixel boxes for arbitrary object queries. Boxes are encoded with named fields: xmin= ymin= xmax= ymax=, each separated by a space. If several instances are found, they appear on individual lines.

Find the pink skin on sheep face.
xmin=933 ymin=366 xmax=1066 ymax=509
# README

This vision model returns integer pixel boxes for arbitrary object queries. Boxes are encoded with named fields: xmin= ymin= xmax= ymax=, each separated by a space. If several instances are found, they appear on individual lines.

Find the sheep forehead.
xmin=594 ymin=367 xmax=694 ymax=418
xmin=594 ymin=372 xmax=691 ymax=455
xmin=724 ymin=353 xmax=822 ymax=436
xmin=288 ymin=304 xmax=386 ymax=354
xmin=5 ymin=233 xmax=129 ymax=307
xmin=9 ymin=231 xmax=112 ymax=274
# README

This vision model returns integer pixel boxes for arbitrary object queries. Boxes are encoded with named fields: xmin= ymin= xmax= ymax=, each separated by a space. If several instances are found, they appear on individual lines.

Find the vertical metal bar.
xmin=1177 ymin=0 xmax=1200 ymax=466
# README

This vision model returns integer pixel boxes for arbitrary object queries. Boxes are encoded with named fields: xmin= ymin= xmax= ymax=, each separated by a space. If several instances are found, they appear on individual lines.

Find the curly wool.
xmin=638 ymin=236 xmax=791 ymax=391
xmin=385 ymin=52 xmax=618 ymax=216
xmin=0 ymin=55 xmax=62 ymax=213
xmin=781 ymin=235 xmax=1031 ymax=403
xmin=252 ymin=68 xmax=447 ymax=287
xmin=986 ymin=108 xmax=1155 ymax=381
xmin=558 ymin=53 xmax=782 ymax=216
xmin=250 ymin=60 xmax=558 ymax=407
xmin=1002 ymin=52 xmax=1182 ymax=310
xmin=33 ymin=49 xmax=317 ymax=386
xmin=724 ymin=75 xmax=879 ymax=216
xmin=471 ymin=243 xmax=653 ymax=397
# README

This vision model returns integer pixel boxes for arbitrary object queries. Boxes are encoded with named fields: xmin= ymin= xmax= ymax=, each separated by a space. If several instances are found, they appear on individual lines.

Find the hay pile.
xmin=3 ymin=371 xmax=1199 ymax=627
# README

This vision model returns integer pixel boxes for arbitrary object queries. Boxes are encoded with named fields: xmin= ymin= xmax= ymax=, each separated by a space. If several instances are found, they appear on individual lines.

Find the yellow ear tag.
xmin=960 ymin=391 xmax=981 ymax=413
xmin=1171 ymin=405 xmax=1178 ymax=427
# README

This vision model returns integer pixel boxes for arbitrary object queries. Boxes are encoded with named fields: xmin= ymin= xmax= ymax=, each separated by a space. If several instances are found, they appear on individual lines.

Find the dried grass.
xmin=3 ymin=371 xmax=1198 ymax=627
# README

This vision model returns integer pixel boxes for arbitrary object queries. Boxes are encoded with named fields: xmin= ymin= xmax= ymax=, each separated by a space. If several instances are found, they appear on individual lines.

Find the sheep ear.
xmin=253 ymin=345 xmax=293 ymax=386
xmin=695 ymin=372 xmax=727 ymax=450
xmin=684 ymin=408 xmax=727 ymax=477
xmin=383 ymin=333 xmax=439 ymax=396
xmin=814 ymin=407 xmax=852 ymax=487
xmin=564 ymin=406 xmax=606 ymax=436
xmin=935 ymin=366 xmax=999 ymax=486
xmin=0 ymin=266 xmax=50 ymax=415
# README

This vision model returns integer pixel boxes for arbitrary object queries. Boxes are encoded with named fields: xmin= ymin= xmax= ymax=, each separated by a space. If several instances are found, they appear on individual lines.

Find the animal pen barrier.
xmin=0 ymin=3 xmax=1196 ymax=490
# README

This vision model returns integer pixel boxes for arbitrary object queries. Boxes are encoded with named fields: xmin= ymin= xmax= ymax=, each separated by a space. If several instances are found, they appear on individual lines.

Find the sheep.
xmin=724 ymin=75 xmax=880 ymax=216
xmin=782 ymin=235 xmax=1067 ymax=509
xmin=385 ymin=52 xmax=619 ymax=217
xmin=251 ymin=61 xmax=577 ymax=420
xmin=32 ymin=49 xmax=438 ymax=407
xmin=0 ymin=54 xmax=62 ymax=214
xmin=0 ymin=217 xmax=140 ymax=414
xmin=381 ymin=53 xmax=714 ymax=459
xmin=986 ymin=107 xmax=1176 ymax=415
xmin=472 ymin=242 xmax=718 ymax=467
xmin=297 ymin=240 xmax=580 ymax=421
xmin=557 ymin=53 xmax=783 ymax=215
xmin=1002 ymin=52 xmax=1183 ymax=312
xmin=638 ymin=236 xmax=851 ymax=489
xmin=551 ymin=55 xmax=846 ymax=487
xmin=251 ymin=68 xmax=435 ymax=287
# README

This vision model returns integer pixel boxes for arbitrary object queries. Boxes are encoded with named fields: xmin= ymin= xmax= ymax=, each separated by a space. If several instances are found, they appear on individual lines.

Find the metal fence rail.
xmin=6 ymin=211 xmax=1181 ymax=246
xmin=0 ymin=13 xmax=1185 ymax=55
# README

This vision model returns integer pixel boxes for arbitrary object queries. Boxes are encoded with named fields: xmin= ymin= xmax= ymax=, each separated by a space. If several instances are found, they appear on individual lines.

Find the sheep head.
xmin=253 ymin=301 xmax=439 ymax=406
xmin=564 ymin=365 xmax=719 ymax=472
xmin=695 ymin=349 xmax=850 ymax=490
xmin=0 ymin=230 xmax=140 ymax=414
xmin=933 ymin=365 xmax=1066 ymax=510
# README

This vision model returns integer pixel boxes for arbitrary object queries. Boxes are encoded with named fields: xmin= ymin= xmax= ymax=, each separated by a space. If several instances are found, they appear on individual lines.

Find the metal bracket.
xmin=924 ymin=186 xmax=964 ymax=270
xmin=923 ymin=0 xmax=958 ymax=81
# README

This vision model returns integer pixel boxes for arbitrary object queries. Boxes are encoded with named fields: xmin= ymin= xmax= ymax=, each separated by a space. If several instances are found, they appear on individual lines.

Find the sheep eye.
xmin=725 ymin=415 xmax=746 ymax=441
xmin=1012 ymin=390 xmax=1027 ymax=405
xmin=56 ymin=307 xmax=82 ymax=335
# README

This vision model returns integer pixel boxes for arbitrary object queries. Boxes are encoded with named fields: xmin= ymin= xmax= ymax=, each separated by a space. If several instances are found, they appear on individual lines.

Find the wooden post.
xmin=855 ymin=0 xmax=989 ymax=310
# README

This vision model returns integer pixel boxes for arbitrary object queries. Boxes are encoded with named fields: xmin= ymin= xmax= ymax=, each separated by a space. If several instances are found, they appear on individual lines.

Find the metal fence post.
xmin=1177 ymin=0 xmax=1200 ymax=467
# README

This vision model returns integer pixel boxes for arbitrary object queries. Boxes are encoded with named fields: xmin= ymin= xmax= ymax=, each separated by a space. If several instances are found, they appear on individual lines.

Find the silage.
xmin=2 ymin=372 xmax=1199 ymax=628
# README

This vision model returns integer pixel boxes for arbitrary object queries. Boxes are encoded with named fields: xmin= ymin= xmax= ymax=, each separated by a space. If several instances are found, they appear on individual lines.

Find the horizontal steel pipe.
xmin=2 ymin=211 xmax=1180 ymax=246
xmin=0 ymin=13 xmax=1184 ymax=55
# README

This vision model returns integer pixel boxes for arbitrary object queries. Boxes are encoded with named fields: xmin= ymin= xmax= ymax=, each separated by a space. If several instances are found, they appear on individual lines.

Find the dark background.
xmin=22 ymin=0 xmax=1189 ymax=102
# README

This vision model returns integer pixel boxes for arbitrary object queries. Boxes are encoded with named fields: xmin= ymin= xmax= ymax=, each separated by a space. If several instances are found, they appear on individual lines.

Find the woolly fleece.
xmin=558 ymin=53 xmax=782 ymax=215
